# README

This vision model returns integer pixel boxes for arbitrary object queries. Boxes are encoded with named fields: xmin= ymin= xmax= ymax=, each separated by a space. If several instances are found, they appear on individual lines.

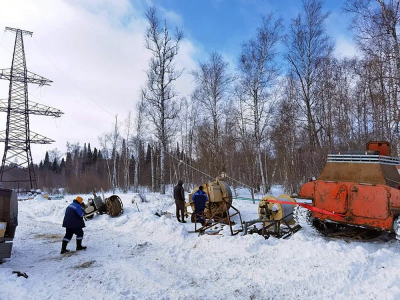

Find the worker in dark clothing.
xmin=174 ymin=180 xmax=186 ymax=223
xmin=192 ymin=186 xmax=208 ymax=225
xmin=61 ymin=196 xmax=87 ymax=254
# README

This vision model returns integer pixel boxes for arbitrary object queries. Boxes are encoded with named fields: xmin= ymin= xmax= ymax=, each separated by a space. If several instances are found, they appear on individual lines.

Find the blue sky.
xmin=0 ymin=0 xmax=357 ymax=162
xmin=148 ymin=0 xmax=354 ymax=62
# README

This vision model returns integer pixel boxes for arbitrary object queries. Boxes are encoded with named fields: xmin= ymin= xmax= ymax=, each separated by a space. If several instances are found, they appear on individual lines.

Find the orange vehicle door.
xmin=349 ymin=185 xmax=389 ymax=219
xmin=314 ymin=181 xmax=348 ymax=213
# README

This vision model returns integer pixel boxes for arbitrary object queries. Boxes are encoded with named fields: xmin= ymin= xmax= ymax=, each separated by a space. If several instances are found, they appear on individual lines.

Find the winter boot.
xmin=76 ymin=239 xmax=87 ymax=251
xmin=61 ymin=241 xmax=70 ymax=254
xmin=181 ymin=219 xmax=187 ymax=223
xmin=177 ymin=218 xmax=181 ymax=223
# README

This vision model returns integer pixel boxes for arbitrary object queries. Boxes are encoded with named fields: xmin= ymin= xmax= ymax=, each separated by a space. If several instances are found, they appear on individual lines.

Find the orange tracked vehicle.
xmin=298 ymin=141 xmax=400 ymax=235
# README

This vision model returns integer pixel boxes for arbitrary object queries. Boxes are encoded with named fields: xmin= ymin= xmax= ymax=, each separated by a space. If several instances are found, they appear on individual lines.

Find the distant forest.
xmin=2 ymin=0 xmax=400 ymax=195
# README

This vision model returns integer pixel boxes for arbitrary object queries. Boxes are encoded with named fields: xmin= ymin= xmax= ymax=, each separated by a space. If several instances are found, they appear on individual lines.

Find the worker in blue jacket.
xmin=192 ymin=186 xmax=208 ymax=225
xmin=61 ymin=196 xmax=87 ymax=254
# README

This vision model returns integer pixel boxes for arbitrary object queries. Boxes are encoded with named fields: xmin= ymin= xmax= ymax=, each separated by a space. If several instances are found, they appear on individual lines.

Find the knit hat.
xmin=75 ymin=196 xmax=83 ymax=203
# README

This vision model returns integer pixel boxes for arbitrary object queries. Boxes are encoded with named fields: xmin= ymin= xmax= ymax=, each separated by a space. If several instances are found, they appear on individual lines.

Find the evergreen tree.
xmin=87 ymin=143 xmax=93 ymax=166
xmin=93 ymin=147 xmax=98 ymax=164
xmin=60 ymin=158 xmax=66 ymax=172
xmin=145 ymin=144 xmax=152 ymax=163
xmin=43 ymin=151 xmax=50 ymax=170
xmin=82 ymin=143 xmax=87 ymax=171
xmin=98 ymin=150 xmax=103 ymax=161
xmin=65 ymin=152 xmax=73 ymax=179
xmin=52 ymin=158 xmax=59 ymax=173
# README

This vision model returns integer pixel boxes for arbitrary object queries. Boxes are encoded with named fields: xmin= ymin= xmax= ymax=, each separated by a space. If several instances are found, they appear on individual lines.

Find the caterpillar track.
xmin=298 ymin=141 xmax=400 ymax=240
xmin=306 ymin=211 xmax=383 ymax=240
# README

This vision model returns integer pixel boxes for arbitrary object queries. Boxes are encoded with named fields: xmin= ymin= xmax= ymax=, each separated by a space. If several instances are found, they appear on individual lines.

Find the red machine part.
xmin=299 ymin=180 xmax=400 ymax=231
xmin=366 ymin=141 xmax=390 ymax=156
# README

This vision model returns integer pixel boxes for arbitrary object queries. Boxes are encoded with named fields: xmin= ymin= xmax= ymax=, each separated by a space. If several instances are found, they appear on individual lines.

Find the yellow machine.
xmin=258 ymin=194 xmax=297 ymax=225
xmin=186 ymin=174 xmax=243 ymax=235
xmin=187 ymin=174 xmax=233 ymax=219
xmin=242 ymin=193 xmax=300 ymax=239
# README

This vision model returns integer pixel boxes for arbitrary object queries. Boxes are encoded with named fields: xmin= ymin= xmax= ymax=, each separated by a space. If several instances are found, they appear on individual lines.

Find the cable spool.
xmin=188 ymin=177 xmax=234 ymax=220
xmin=219 ymin=181 xmax=233 ymax=204
xmin=258 ymin=194 xmax=296 ymax=225
xmin=105 ymin=195 xmax=124 ymax=217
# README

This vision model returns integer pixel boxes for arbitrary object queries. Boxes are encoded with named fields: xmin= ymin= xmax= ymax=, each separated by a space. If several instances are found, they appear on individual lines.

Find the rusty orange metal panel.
xmin=298 ymin=181 xmax=315 ymax=200
xmin=313 ymin=212 xmax=393 ymax=230
xmin=349 ymin=185 xmax=389 ymax=220
xmin=314 ymin=181 xmax=348 ymax=213
xmin=389 ymin=187 xmax=400 ymax=209
xmin=366 ymin=141 xmax=390 ymax=156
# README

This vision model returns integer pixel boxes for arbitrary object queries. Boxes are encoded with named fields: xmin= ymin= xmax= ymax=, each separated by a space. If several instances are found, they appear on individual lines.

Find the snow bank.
xmin=33 ymin=194 xmax=47 ymax=202
xmin=1 ymin=190 xmax=400 ymax=300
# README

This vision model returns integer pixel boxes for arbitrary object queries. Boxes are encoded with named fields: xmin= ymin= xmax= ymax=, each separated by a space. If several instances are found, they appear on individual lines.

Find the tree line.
xmin=4 ymin=0 xmax=399 ymax=195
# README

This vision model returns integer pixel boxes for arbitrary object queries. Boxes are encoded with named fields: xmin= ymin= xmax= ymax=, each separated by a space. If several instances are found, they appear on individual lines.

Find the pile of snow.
xmin=33 ymin=194 xmax=47 ymax=201
xmin=1 ymin=188 xmax=400 ymax=299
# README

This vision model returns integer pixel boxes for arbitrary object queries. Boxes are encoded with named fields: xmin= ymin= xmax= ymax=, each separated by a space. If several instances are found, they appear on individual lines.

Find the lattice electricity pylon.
xmin=0 ymin=27 xmax=63 ymax=189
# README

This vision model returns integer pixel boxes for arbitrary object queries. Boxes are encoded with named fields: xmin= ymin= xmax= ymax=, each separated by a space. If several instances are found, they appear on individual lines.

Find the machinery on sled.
xmin=82 ymin=190 xmax=123 ymax=219
xmin=298 ymin=141 xmax=400 ymax=239
xmin=187 ymin=174 xmax=243 ymax=236
xmin=244 ymin=194 xmax=302 ymax=239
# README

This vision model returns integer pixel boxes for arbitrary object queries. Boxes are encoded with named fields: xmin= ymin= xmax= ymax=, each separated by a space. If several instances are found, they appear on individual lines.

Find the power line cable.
xmin=0 ymin=30 xmax=5 ymax=46
xmin=2 ymin=33 xmax=116 ymax=120
xmin=8 ymin=32 xmax=260 ymax=193
xmin=164 ymin=150 xmax=259 ymax=192
xmin=164 ymin=150 xmax=213 ymax=180
xmin=0 ymin=43 xmax=10 ymax=55
xmin=0 ymin=36 xmax=52 ymax=107
xmin=32 ymin=37 xmax=114 ymax=118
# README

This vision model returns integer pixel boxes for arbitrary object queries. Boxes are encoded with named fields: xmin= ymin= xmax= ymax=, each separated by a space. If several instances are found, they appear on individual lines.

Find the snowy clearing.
xmin=1 ymin=188 xmax=400 ymax=300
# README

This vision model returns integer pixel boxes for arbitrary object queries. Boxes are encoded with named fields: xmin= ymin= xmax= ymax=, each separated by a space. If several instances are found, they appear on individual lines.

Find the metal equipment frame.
xmin=243 ymin=211 xmax=302 ymax=239
xmin=193 ymin=199 xmax=243 ymax=236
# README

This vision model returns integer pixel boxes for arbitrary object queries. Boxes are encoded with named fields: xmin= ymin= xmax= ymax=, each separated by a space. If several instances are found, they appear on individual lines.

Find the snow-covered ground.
xmin=1 ymin=187 xmax=400 ymax=300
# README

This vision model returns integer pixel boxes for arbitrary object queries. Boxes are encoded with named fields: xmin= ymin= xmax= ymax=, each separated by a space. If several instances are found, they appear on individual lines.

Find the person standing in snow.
xmin=192 ymin=186 xmax=208 ymax=225
xmin=61 ymin=196 xmax=87 ymax=254
xmin=174 ymin=180 xmax=186 ymax=223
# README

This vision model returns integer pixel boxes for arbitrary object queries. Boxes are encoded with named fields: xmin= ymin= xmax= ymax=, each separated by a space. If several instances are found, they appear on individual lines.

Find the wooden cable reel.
xmin=105 ymin=195 xmax=124 ymax=217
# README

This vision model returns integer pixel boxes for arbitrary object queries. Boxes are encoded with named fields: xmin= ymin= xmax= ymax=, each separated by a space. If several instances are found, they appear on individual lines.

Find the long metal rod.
xmin=0 ymin=30 xmax=17 ymax=183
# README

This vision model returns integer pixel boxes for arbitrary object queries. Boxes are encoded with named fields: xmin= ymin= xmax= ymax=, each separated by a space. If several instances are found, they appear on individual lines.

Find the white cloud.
xmin=334 ymin=36 xmax=360 ymax=59
xmin=326 ymin=11 xmax=361 ymax=59
xmin=0 ymin=0 xmax=197 ymax=164
xmin=175 ymin=39 xmax=198 ymax=97
xmin=161 ymin=9 xmax=184 ymax=26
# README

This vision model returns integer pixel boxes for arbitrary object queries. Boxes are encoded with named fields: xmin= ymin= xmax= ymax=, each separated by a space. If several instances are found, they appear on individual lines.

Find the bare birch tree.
xmin=345 ymin=0 xmax=400 ymax=150
xmin=131 ymin=99 xmax=145 ymax=193
xmin=122 ymin=112 xmax=132 ymax=193
xmin=285 ymin=0 xmax=333 ymax=148
xmin=142 ymin=6 xmax=183 ymax=194
xmin=238 ymin=13 xmax=283 ymax=193
xmin=150 ymin=142 xmax=155 ymax=192
xmin=111 ymin=115 xmax=120 ymax=193
xmin=191 ymin=52 xmax=233 ymax=174
xmin=99 ymin=134 xmax=112 ymax=187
